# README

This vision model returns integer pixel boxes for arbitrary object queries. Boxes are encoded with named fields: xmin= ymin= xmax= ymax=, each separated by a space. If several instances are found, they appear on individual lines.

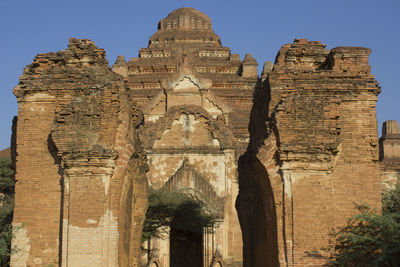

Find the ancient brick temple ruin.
xmin=10 ymin=7 xmax=400 ymax=267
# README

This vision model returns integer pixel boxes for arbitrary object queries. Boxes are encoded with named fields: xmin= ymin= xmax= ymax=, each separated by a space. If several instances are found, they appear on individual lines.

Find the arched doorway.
xmin=164 ymin=161 xmax=221 ymax=267
xmin=170 ymin=227 xmax=203 ymax=267
xmin=142 ymin=101 xmax=243 ymax=266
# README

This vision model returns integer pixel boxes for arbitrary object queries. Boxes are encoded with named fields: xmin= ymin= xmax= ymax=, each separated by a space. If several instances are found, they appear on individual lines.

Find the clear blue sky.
xmin=0 ymin=0 xmax=399 ymax=150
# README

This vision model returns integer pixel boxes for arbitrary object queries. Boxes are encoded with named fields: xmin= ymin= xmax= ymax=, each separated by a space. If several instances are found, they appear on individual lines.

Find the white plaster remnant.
xmin=62 ymin=210 xmax=119 ymax=267
xmin=29 ymin=107 xmax=46 ymax=112
xmin=102 ymin=174 xmax=111 ymax=195
xmin=10 ymin=223 xmax=31 ymax=267
xmin=188 ymin=114 xmax=199 ymax=133
xmin=33 ymin=258 xmax=42 ymax=264
xmin=191 ymin=156 xmax=224 ymax=192
xmin=204 ymin=97 xmax=223 ymax=115
xmin=282 ymin=170 xmax=293 ymax=199
xmin=213 ymin=139 xmax=220 ymax=147
xmin=86 ymin=219 xmax=98 ymax=224
xmin=24 ymin=93 xmax=56 ymax=101
xmin=154 ymin=114 xmax=223 ymax=151
xmin=172 ymin=76 xmax=200 ymax=91
xmin=146 ymin=115 xmax=162 ymax=123
xmin=147 ymin=153 xmax=230 ymax=196
xmin=382 ymin=172 xmax=400 ymax=190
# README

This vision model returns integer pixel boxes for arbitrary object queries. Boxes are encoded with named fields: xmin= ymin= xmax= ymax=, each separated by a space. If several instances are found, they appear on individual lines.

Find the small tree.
xmin=142 ymin=188 xmax=218 ymax=264
xmin=330 ymin=185 xmax=400 ymax=266
xmin=0 ymin=157 xmax=15 ymax=267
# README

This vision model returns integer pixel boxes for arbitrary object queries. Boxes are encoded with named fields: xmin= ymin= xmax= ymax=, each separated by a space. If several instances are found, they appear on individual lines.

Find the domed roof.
xmin=148 ymin=8 xmax=221 ymax=50
xmin=158 ymin=7 xmax=212 ymax=31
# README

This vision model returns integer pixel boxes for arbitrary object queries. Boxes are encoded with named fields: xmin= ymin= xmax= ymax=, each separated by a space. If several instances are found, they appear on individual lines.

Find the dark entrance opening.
xmin=170 ymin=227 xmax=203 ymax=267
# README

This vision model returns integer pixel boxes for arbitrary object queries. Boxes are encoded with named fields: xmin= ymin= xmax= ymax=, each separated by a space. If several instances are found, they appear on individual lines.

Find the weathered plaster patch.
xmin=154 ymin=114 xmax=221 ymax=149
xmin=147 ymin=153 xmax=231 ymax=197
xmin=281 ymin=170 xmax=293 ymax=199
xmin=147 ymin=155 xmax=183 ymax=186
xmin=87 ymin=219 xmax=98 ymax=224
xmin=102 ymin=174 xmax=111 ymax=195
xmin=63 ymin=210 xmax=118 ymax=267
xmin=213 ymin=139 xmax=220 ymax=147
xmin=203 ymin=97 xmax=223 ymax=115
xmin=24 ymin=93 xmax=56 ymax=101
xmin=187 ymin=114 xmax=199 ymax=133
xmin=382 ymin=172 xmax=400 ymax=190
xmin=145 ymin=115 xmax=162 ymax=123
xmin=33 ymin=258 xmax=42 ymax=264
xmin=172 ymin=76 xmax=200 ymax=91
xmin=10 ymin=223 xmax=30 ymax=267
xmin=188 ymin=155 xmax=226 ymax=196
xmin=29 ymin=107 xmax=46 ymax=112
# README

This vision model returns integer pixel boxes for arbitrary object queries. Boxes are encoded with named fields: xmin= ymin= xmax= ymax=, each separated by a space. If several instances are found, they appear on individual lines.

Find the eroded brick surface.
xmin=11 ymin=38 xmax=147 ymax=267
xmin=237 ymin=39 xmax=382 ymax=267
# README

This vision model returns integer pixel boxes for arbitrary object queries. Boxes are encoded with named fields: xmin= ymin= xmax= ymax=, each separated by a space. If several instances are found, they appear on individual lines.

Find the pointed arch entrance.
xmin=165 ymin=159 xmax=222 ymax=267
xmin=140 ymin=73 xmax=243 ymax=267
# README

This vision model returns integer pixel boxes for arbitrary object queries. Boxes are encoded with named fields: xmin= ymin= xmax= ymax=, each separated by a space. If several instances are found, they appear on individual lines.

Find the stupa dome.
xmin=148 ymin=7 xmax=221 ymax=50
xmin=158 ymin=7 xmax=212 ymax=31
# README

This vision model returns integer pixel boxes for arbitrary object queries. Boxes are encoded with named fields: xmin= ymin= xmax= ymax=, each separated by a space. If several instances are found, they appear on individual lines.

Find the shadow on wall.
xmin=237 ymin=155 xmax=279 ymax=267
xmin=236 ymin=77 xmax=280 ymax=267
xmin=46 ymin=133 xmax=64 ymax=266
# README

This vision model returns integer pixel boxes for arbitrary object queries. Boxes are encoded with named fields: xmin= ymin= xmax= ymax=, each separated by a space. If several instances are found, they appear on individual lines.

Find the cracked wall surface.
xmin=237 ymin=39 xmax=382 ymax=266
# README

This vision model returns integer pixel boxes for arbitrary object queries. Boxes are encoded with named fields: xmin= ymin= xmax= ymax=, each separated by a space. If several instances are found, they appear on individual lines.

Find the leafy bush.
xmin=331 ymin=185 xmax=400 ymax=266
xmin=0 ymin=157 xmax=15 ymax=267
xmin=142 ymin=188 xmax=218 ymax=240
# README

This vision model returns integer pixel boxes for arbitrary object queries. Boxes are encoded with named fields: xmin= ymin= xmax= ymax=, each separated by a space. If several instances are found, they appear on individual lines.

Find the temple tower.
xmin=113 ymin=7 xmax=258 ymax=267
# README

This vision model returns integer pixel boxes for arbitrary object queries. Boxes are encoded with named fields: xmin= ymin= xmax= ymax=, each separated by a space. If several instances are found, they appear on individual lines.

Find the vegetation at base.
xmin=0 ymin=157 xmax=15 ymax=267
xmin=142 ymin=187 xmax=218 ymax=241
xmin=330 ymin=185 xmax=400 ymax=266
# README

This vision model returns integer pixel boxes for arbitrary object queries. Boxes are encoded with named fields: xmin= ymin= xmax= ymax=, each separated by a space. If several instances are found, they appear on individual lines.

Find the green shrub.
xmin=331 ymin=185 xmax=400 ymax=266
xmin=0 ymin=157 xmax=15 ymax=267
xmin=142 ymin=188 xmax=218 ymax=240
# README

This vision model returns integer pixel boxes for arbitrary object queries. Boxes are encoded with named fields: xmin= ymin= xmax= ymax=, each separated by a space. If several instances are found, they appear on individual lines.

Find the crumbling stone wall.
xmin=237 ymin=39 xmax=381 ymax=266
xmin=11 ymin=38 xmax=148 ymax=267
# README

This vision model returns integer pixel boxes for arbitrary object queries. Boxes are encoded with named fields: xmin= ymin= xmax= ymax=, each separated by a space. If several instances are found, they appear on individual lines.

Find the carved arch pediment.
xmin=143 ymin=74 xmax=232 ymax=125
xmin=171 ymin=75 xmax=200 ymax=92
xmin=163 ymin=74 xmax=212 ymax=92
xmin=163 ymin=159 xmax=225 ymax=217
xmin=139 ymin=105 xmax=235 ymax=150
